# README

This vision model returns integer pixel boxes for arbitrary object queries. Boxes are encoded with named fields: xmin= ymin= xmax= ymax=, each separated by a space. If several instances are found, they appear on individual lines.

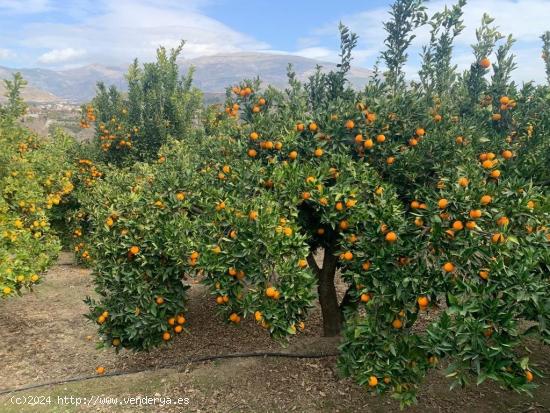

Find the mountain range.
xmin=0 ymin=52 xmax=372 ymax=104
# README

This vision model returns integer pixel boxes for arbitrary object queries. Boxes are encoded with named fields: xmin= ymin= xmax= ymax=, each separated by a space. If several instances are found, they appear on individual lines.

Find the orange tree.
xmin=80 ymin=41 xmax=202 ymax=166
xmin=0 ymin=73 xmax=75 ymax=298
xmin=80 ymin=0 xmax=549 ymax=406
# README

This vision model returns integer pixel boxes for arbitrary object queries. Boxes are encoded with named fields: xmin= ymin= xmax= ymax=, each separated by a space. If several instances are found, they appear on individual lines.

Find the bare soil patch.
xmin=0 ymin=252 xmax=548 ymax=412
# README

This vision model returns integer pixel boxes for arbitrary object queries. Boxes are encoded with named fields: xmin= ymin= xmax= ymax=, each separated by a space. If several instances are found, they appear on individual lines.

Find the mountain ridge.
xmin=0 ymin=52 xmax=372 ymax=103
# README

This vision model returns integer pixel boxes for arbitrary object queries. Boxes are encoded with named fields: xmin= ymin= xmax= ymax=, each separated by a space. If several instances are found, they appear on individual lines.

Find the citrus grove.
xmin=1 ymin=0 xmax=549 ymax=407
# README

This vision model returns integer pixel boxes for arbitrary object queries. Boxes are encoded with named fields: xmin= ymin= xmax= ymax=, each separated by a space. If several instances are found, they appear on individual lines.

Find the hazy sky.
xmin=1 ymin=0 xmax=549 ymax=82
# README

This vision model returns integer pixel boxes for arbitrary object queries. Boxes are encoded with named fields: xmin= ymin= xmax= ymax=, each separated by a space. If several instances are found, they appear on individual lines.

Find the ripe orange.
xmin=433 ymin=114 xmax=442 ymax=122
xmin=176 ymin=192 xmax=185 ymax=201
xmin=490 ymin=170 xmax=501 ymax=178
xmin=129 ymin=245 xmax=140 ymax=255
xmin=502 ymin=150 xmax=513 ymax=159
xmin=385 ymin=231 xmax=397 ymax=243
xmin=266 ymin=287 xmax=277 ymax=298
xmin=96 ymin=366 xmax=105 ymax=375
xmin=479 ymin=270 xmax=489 ymax=280
xmin=301 ymin=192 xmax=311 ymax=200
xmin=416 ymin=128 xmax=425 ymax=136
xmin=216 ymin=296 xmax=224 ymax=305
xmin=360 ymin=293 xmax=370 ymax=303
xmin=480 ymin=57 xmax=491 ymax=68
xmin=492 ymin=113 xmax=502 ymax=121
xmin=309 ymin=122 xmax=318 ymax=132
xmin=414 ymin=217 xmax=424 ymax=227
xmin=364 ymin=139 xmax=374 ymax=149
xmin=174 ymin=325 xmax=183 ymax=333
xmin=452 ymin=221 xmax=464 ymax=231
xmin=386 ymin=156 xmax=395 ymax=165
xmin=177 ymin=315 xmax=186 ymax=324
xmin=499 ymin=96 xmax=510 ymax=105
xmin=480 ymin=195 xmax=492 ymax=205
xmin=250 ymin=132 xmax=259 ymax=140
xmin=455 ymin=136 xmax=464 ymax=144
xmin=442 ymin=262 xmax=455 ymax=272
xmin=418 ymin=296 xmax=429 ymax=308
xmin=354 ymin=134 xmax=364 ymax=143
xmin=289 ymin=150 xmax=298 ymax=160
xmin=376 ymin=134 xmax=386 ymax=143
xmin=458 ymin=177 xmax=469 ymax=187
xmin=314 ymin=148 xmax=324 ymax=157
xmin=469 ymin=209 xmax=482 ymax=219
xmin=342 ymin=251 xmax=353 ymax=261
xmin=466 ymin=221 xmax=477 ymax=230
xmin=296 ymin=123 xmax=305 ymax=132
xmin=298 ymin=259 xmax=308 ymax=268
xmin=362 ymin=261 xmax=371 ymax=271
xmin=229 ymin=313 xmax=241 ymax=323
xmin=497 ymin=216 xmax=510 ymax=227
xmin=339 ymin=220 xmax=349 ymax=230
xmin=155 ymin=296 xmax=164 ymax=305
xmin=168 ymin=317 xmax=176 ymax=326
xmin=525 ymin=370 xmax=534 ymax=382
xmin=247 ymin=148 xmax=257 ymax=158
xmin=438 ymin=199 xmax=449 ymax=209
xmin=491 ymin=233 xmax=505 ymax=244
xmin=410 ymin=200 xmax=420 ymax=209
xmin=162 ymin=331 xmax=171 ymax=341
xmin=249 ymin=211 xmax=258 ymax=220
xmin=344 ymin=120 xmax=355 ymax=129
xmin=392 ymin=319 xmax=403 ymax=329
xmin=368 ymin=376 xmax=378 ymax=387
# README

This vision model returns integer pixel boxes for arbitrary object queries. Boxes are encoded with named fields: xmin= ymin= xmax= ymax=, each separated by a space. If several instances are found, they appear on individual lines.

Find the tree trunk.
xmin=308 ymin=246 xmax=342 ymax=337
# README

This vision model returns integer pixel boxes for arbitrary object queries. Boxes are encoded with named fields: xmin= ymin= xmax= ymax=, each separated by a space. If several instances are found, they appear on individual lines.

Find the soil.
xmin=0 ymin=252 xmax=549 ymax=412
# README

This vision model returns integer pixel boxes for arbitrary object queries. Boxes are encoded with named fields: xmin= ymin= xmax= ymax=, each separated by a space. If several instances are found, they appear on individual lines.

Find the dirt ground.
xmin=0 ymin=252 xmax=549 ymax=412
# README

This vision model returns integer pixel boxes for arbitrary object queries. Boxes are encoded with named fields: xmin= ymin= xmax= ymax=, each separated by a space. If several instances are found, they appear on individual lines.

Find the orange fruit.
xmin=247 ymin=148 xmax=257 ymax=158
xmin=254 ymin=311 xmax=263 ymax=322
xmin=414 ymin=217 xmax=424 ymax=227
xmin=480 ymin=195 xmax=492 ymax=205
xmin=416 ymin=128 xmax=425 ymax=136
xmin=344 ymin=120 xmax=355 ymax=129
xmin=479 ymin=270 xmax=489 ymax=280
xmin=497 ymin=216 xmax=509 ymax=227
xmin=502 ymin=150 xmax=513 ymax=159
xmin=499 ymin=96 xmax=510 ymax=104
xmin=469 ymin=209 xmax=482 ymax=219
xmin=360 ymin=293 xmax=370 ymax=303
xmin=289 ymin=150 xmax=298 ymax=160
xmin=525 ymin=370 xmax=534 ymax=382
xmin=174 ymin=325 xmax=183 ymax=333
xmin=386 ymin=156 xmax=395 ymax=165
xmin=376 ymin=134 xmax=386 ymax=143
xmin=249 ymin=210 xmax=258 ymax=220
xmin=364 ymin=139 xmax=374 ymax=149
xmin=452 ymin=221 xmax=464 ymax=231
xmin=266 ymin=287 xmax=277 ymax=298
xmin=177 ymin=315 xmax=186 ymax=324
xmin=385 ymin=231 xmax=397 ymax=243
xmin=314 ymin=148 xmax=324 ymax=157
xmin=480 ymin=57 xmax=491 ymax=68
xmin=309 ymin=122 xmax=318 ymax=132
xmin=162 ymin=331 xmax=171 ymax=341
xmin=368 ymin=376 xmax=378 ymax=387
xmin=410 ymin=200 xmax=420 ymax=209
xmin=96 ymin=366 xmax=105 ymax=375
xmin=216 ymin=296 xmax=224 ymax=305
xmin=339 ymin=220 xmax=349 ymax=230
xmin=296 ymin=123 xmax=305 ymax=132
xmin=229 ymin=313 xmax=241 ymax=323
xmin=492 ymin=113 xmax=501 ymax=121
xmin=392 ymin=319 xmax=403 ymax=329
xmin=438 ymin=199 xmax=449 ymax=209
xmin=442 ymin=262 xmax=455 ymax=272
xmin=168 ymin=317 xmax=176 ymax=326
xmin=466 ymin=221 xmax=476 ymax=230
xmin=490 ymin=170 xmax=501 ymax=178
xmin=155 ymin=296 xmax=164 ymax=305
xmin=458 ymin=177 xmax=469 ymax=187
xmin=250 ymin=132 xmax=259 ymax=140
xmin=129 ymin=245 xmax=140 ymax=255
xmin=298 ymin=259 xmax=308 ymax=268
xmin=362 ymin=261 xmax=371 ymax=271
xmin=418 ymin=296 xmax=429 ymax=308
xmin=491 ymin=233 xmax=505 ymax=244
xmin=354 ymin=134 xmax=364 ymax=143
xmin=342 ymin=251 xmax=353 ymax=261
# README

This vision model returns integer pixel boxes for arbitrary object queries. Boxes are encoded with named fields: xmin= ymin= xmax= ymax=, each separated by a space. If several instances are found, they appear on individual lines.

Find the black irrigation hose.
xmin=0 ymin=350 xmax=340 ymax=396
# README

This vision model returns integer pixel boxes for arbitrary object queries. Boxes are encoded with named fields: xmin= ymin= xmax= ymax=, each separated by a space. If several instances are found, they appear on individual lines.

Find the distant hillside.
xmin=0 ymin=52 xmax=372 ymax=103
